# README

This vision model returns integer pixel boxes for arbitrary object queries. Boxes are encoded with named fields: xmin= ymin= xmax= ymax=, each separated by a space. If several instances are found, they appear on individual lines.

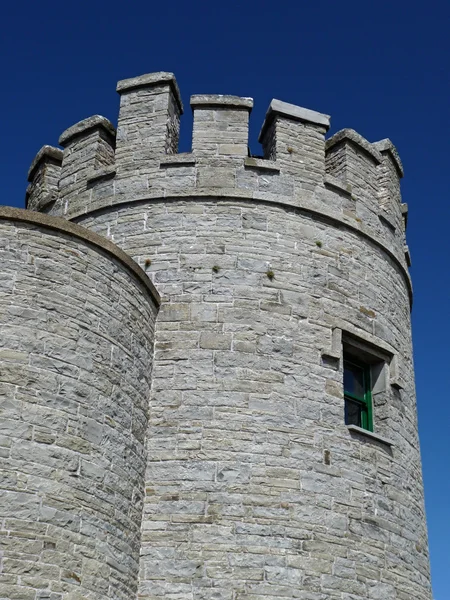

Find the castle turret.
xmin=1 ymin=72 xmax=432 ymax=600
xmin=0 ymin=208 xmax=159 ymax=600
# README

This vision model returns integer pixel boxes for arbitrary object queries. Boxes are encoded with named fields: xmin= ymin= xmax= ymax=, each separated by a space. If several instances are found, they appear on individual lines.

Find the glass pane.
xmin=345 ymin=397 xmax=362 ymax=427
xmin=344 ymin=361 xmax=365 ymax=398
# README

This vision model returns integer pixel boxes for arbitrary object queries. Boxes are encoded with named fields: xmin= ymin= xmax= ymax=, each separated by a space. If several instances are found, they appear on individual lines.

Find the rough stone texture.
xmin=10 ymin=71 xmax=432 ymax=600
xmin=59 ymin=116 xmax=117 ymax=148
xmin=191 ymin=95 xmax=253 ymax=158
xmin=0 ymin=210 xmax=158 ymax=600
xmin=78 ymin=198 xmax=430 ymax=600
xmin=58 ymin=117 xmax=116 ymax=216
xmin=259 ymin=99 xmax=331 ymax=132
xmin=260 ymin=115 xmax=327 ymax=185
xmin=325 ymin=129 xmax=381 ymax=210
xmin=115 ymin=73 xmax=182 ymax=177
xmin=373 ymin=139 xmax=404 ymax=235
xmin=26 ymin=146 xmax=63 ymax=213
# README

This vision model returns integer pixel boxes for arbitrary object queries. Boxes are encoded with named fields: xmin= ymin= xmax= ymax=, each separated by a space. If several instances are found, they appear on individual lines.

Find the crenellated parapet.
xmin=25 ymin=71 xmax=410 ymax=276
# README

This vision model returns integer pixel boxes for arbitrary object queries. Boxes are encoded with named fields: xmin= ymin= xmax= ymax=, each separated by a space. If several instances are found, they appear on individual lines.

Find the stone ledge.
xmin=190 ymin=94 xmax=253 ymax=110
xmin=160 ymin=154 xmax=196 ymax=167
xmin=324 ymin=174 xmax=352 ymax=197
xmin=373 ymin=138 xmax=404 ymax=178
xmin=59 ymin=115 xmax=116 ymax=147
xmin=379 ymin=211 xmax=396 ymax=233
xmin=244 ymin=157 xmax=281 ymax=172
xmin=86 ymin=165 xmax=117 ymax=185
xmin=401 ymin=203 xmax=408 ymax=229
xmin=259 ymin=99 xmax=330 ymax=142
xmin=27 ymin=145 xmax=63 ymax=182
xmin=0 ymin=206 xmax=160 ymax=307
xmin=326 ymin=129 xmax=382 ymax=165
xmin=347 ymin=425 xmax=394 ymax=447
xmin=404 ymin=244 xmax=411 ymax=267
xmin=116 ymin=72 xmax=184 ymax=114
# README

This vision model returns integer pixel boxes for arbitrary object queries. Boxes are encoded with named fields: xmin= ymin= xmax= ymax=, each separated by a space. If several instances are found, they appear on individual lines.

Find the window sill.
xmin=347 ymin=425 xmax=394 ymax=447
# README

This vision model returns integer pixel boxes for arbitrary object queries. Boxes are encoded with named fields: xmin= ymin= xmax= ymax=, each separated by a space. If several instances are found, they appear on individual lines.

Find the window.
xmin=321 ymin=327 xmax=395 ymax=444
xmin=343 ymin=356 xmax=373 ymax=432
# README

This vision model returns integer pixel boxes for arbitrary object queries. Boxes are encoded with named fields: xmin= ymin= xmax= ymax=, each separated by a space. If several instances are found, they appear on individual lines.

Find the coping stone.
xmin=59 ymin=115 xmax=116 ymax=147
xmin=326 ymin=129 xmax=383 ymax=165
xmin=244 ymin=157 xmax=280 ymax=172
xmin=116 ymin=72 xmax=183 ymax=114
xmin=373 ymin=138 xmax=404 ymax=178
xmin=27 ymin=145 xmax=63 ymax=182
xmin=190 ymin=95 xmax=253 ymax=110
xmin=259 ymin=98 xmax=331 ymax=141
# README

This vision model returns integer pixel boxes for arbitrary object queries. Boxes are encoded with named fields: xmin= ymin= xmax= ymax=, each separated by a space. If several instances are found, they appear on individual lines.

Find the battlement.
xmin=25 ymin=71 xmax=408 ymax=270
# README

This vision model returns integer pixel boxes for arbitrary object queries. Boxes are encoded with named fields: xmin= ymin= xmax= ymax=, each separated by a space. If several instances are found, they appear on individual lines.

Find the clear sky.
xmin=1 ymin=0 xmax=448 ymax=596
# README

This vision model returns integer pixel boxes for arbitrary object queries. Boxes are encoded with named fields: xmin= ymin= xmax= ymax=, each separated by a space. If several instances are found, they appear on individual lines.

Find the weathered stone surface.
xmin=191 ymin=95 xmax=253 ymax=159
xmin=78 ymin=196 xmax=430 ymax=600
xmin=26 ymin=146 xmax=63 ymax=212
xmin=116 ymin=71 xmax=183 ymax=113
xmin=191 ymin=94 xmax=253 ymax=109
xmin=7 ymin=71 xmax=432 ymax=600
xmin=259 ymin=98 xmax=331 ymax=133
xmin=0 ymin=208 xmax=158 ymax=600
xmin=58 ymin=115 xmax=116 ymax=147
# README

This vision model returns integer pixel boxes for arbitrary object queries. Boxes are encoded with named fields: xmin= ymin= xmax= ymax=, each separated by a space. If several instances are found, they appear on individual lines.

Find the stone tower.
xmin=0 ymin=73 xmax=432 ymax=600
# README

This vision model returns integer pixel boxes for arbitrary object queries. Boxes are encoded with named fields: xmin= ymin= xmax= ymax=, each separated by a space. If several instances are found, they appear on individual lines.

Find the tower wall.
xmin=0 ymin=208 xmax=159 ymax=600
xmin=78 ymin=198 xmax=429 ymax=600
xmin=17 ymin=72 xmax=433 ymax=600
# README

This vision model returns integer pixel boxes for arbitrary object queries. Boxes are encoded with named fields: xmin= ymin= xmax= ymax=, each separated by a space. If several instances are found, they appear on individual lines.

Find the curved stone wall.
xmin=21 ymin=71 xmax=431 ymax=600
xmin=77 ymin=198 xmax=431 ymax=600
xmin=0 ymin=208 xmax=159 ymax=600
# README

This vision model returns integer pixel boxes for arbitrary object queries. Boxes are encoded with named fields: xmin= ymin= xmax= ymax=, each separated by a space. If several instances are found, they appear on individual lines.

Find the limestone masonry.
xmin=0 ymin=72 xmax=431 ymax=600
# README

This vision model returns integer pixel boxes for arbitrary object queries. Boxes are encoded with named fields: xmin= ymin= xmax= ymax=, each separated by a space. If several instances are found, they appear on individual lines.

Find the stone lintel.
xmin=116 ymin=72 xmax=183 ymax=114
xmin=259 ymin=99 xmax=331 ymax=142
xmin=190 ymin=95 xmax=253 ymax=111
xmin=373 ymin=138 xmax=404 ymax=178
xmin=0 ymin=206 xmax=160 ymax=307
xmin=27 ymin=145 xmax=63 ymax=182
xmin=326 ymin=129 xmax=382 ymax=165
xmin=59 ymin=115 xmax=116 ymax=148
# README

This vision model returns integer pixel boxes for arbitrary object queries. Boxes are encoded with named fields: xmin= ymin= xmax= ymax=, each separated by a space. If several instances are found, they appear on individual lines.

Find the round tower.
xmin=0 ymin=208 xmax=159 ymax=600
xmin=13 ymin=72 xmax=432 ymax=600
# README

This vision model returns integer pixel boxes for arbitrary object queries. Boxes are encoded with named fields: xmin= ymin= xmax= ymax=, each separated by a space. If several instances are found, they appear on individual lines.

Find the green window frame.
xmin=343 ymin=356 xmax=373 ymax=432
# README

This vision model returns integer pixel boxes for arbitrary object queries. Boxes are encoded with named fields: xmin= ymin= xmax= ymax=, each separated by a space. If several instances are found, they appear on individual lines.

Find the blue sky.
xmin=1 ymin=0 xmax=448 ymax=596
